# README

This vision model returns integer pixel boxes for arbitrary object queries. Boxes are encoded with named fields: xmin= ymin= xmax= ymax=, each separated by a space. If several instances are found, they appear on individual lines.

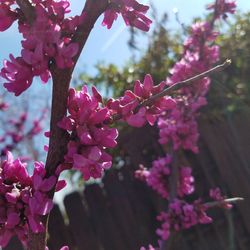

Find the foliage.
xmin=80 ymin=11 xmax=250 ymax=117
xmin=206 ymin=12 xmax=250 ymax=114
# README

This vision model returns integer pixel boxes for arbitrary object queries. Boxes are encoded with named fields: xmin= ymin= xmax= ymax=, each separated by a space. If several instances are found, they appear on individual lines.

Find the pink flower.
xmin=1 ymin=55 xmax=33 ymax=96
xmin=140 ymin=245 xmax=157 ymax=250
xmin=178 ymin=167 xmax=194 ymax=197
xmin=55 ymin=42 xmax=79 ymax=69
xmin=0 ymin=4 xmax=17 ymax=31
xmin=136 ymin=156 xmax=194 ymax=199
xmin=2 ymin=151 xmax=31 ymax=185
xmin=156 ymin=199 xmax=212 ymax=240
xmin=108 ymin=74 xmax=176 ymax=127
xmin=0 ymin=152 xmax=66 ymax=246
xmin=73 ymin=147 xmax=112 ymax=180
xmin=209 ymin=187 xmax=232 ymax=209
xmin=60 ymin=86 xmax=118 ymax=180
xmin=207 ymin=0 xmax=236 ymax=19
xmin=1 ymin=1 xmax=81 ymax=95
xmin=102 ymin=0 xmax=152 ymax=31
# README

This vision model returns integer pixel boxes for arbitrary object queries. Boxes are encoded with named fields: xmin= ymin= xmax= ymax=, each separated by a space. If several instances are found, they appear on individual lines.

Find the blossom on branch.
xmin=156 ymin=199 xmax=213 ymax=240
xmin=59 ymin=86 xmax=118 ymax=180
xmin=0 ymin=2 xmax=17 ymax=31
xmin=0 ymin=152 xmax=64 ymax=247
xmin=135 ymin=155 xmax=194 ymax=199
xmin=103 ymin=0 xmax=152 ymax=31
xmin=207 ymin=0 xmax=236 ymax=19
xmin=107 ymin=74 xmax=176 ymax=127
xmin=1 ymin=0 xmax=82 ymax=95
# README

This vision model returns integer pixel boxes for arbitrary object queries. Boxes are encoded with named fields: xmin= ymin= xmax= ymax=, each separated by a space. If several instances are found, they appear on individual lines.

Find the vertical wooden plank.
xmin=199 ymin=118 xmax=250 ymax=234
xmin=103 ymin=170 xmax=143 ymax=249
xmin=120 ymin=167 xmax=159 ymax=247
xmin=84 ymin=184 xmax=127 ymax=250
xmin=47 ymin=204 xmax=74 ymax=250
xmin=64 ymin=192 xmax=100 ymax=250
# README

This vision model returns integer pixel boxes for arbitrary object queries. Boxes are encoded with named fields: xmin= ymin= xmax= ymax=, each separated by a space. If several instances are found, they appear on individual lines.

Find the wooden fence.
xmin=4 ymin=110 xmax=250 ymax=250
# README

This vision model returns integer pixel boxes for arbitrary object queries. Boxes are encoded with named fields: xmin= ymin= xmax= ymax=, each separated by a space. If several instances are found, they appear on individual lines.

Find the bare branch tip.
xmin=225 ymin=58 xmax=232 ymax=65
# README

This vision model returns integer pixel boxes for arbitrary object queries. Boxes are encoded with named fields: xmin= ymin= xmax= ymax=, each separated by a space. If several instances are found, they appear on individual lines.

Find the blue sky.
xmin=1 ymin=0 xmax=250 ymax=80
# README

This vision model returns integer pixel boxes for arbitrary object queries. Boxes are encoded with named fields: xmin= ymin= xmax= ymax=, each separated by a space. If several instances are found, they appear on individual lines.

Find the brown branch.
xmin=137 ymin=59 xmax=231 ymax=111
xmin=16 ymin=0 xmax=36 ymax=24
xmin=28 ymin=1 xmax=110 ymax=250
xmin=111 ymin=59 xmax=231 ymax=123
xmin=45 ymin=0 xmax=109 ymax=177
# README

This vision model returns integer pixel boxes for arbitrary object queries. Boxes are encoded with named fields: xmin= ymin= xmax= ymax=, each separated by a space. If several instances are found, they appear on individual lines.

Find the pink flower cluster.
xmin=157 ymin=1 xmax=236 ymax=153
xmin=107 ymin=74 xmax=176 ymax=127
xmin=156 ymin=199 xmax=212 ymax=240
xmin=0 ymin=152 xmax=64 ymax=247
xmin=137 ymin=2 xmax=236 ymax=247
xmin=207 ymin=0 xmax=236 ymax=19
xmin=209 ymin=187 xmax=232 ymax=209
xmin=59 ymin=86 xmax=118 ymax=181
xmin=1 ymin=0 xmax=82 ymax=96
xmin=158 ymin=109 xmax=200 ymax=153
xmin=0 ymin=1 xmax=17 ymax=32
xmin=135 ymin=155 xmax=194 ymax=199
xmin=157 ymin=20 xmax=220 ymax=153
xmin=103 ymin=0 xmax=152 ymax=31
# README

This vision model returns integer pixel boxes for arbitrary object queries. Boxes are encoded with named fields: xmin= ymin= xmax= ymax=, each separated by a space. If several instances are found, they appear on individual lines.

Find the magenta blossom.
xmin=103 ymin=0 xmax=152 ymax=31
xmin=209 ymin=187 xmax=232 ymax=209
xmin=108 ymin=74 xmax=176 ymax=127
xmin=1 ymin=0 xmax=82 ymax=95
xmin=1 ymin=55 xmax=33 ymax=96
xmin=207 ymin=0 xmax=236 ymax=19
xmin=156 ymin=199 xmax=212 ymax=240
xmin=59 ymin=86 xmax=118 ymax=180
xmin=0 ymin=3 xmax=17 ymax=31
xmin=135 ymin=156 xmax=194 ymax=199
xmin=0 ymin=152 xmax=65 ymax=247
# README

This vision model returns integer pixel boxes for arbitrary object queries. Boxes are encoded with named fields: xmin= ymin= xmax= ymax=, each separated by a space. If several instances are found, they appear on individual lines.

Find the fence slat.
xmin=47 ymin=204 xmax=74 ymax=250
xmin=64 ymin=192 xmax=100 ymax=250
xmin=84 ymin=184 xmax=127 ymax=250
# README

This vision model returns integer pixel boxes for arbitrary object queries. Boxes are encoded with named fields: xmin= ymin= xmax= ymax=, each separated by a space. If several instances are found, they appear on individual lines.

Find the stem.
xmin=15 ymin=0 xmax=36 ymax=24
xmin=111 ymin=59 xmax=231 ymax=123
xmin=28 ymin=1 xmax=109 ymax=249
xmin=205 ymin=197 xmax=244 ymax=208
xmin=136 ymin=59 xmax=231 ymax=111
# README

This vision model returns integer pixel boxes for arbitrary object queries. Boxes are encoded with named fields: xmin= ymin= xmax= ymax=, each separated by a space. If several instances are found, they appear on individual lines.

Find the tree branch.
xmin=15 ymin=0 xmax=36 ymax=24
xmin=205 ymin=197 xmax=244 ymax=208
xmin=28 ymin=1 xmax=109 ymax=250
xmin=111 ymin=59 xmax=231 ymax=123
xmin=137 ymin=59 xmax=231 ymax=111
xmin=159 ymin=197 xmax=243 ymax=250
xmin=45 ymin=0 xmax=109 ymax=177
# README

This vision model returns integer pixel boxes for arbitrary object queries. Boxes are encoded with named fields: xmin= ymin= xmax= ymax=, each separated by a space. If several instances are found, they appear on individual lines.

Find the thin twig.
xmin=111 ymin=59 xmax=231 ymax=123
xmin=137 ymin=59 xmax=231 ymax=110
xmin=159 ymin=197 xmax=243 ymax=250
xmin=205 ymin=197 xmax=244 ymax=208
